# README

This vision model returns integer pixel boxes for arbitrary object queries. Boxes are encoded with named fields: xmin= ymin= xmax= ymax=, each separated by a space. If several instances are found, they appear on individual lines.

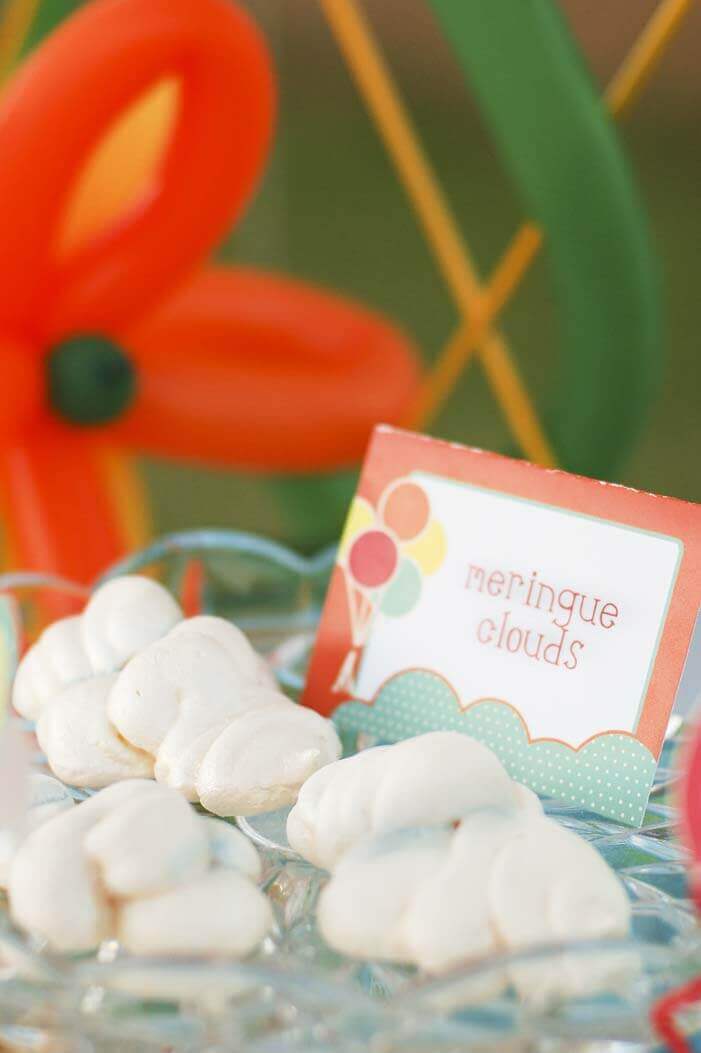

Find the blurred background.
xmin=12 ymin=0 xmax=701 ymax=552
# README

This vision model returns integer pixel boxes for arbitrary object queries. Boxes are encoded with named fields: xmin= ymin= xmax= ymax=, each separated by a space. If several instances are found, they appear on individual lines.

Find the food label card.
xmin=304 ymin=426 xmax=701 ymax=825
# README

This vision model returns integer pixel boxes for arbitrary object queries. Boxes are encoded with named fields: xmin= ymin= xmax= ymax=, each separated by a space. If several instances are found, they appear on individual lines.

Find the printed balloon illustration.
xmin=380 ymin=557 xmax=422 ymax=617
xmin=380 ymin=481 xmax=430 ymax=541
xmin=404 ymin=518 xmax=447 ymax=576
xmin=333 ymin=478 xmax=447 ymax=697
xmin=339 ymin=478 xmax=446 ymax=634
xmin=338 ymin=497 xmax=375 ymax=559
xmin=348 ymin=530 xmax=398 ymax=590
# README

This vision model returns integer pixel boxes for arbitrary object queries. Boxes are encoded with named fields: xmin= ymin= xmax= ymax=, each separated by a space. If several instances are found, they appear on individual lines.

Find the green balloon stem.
xmin=426 ymin=0 xmax=662 ymax=478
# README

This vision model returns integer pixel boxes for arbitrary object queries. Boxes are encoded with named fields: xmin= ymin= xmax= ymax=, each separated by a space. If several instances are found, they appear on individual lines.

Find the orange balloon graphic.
xmin=381 ymin=481 xmax=430 ymax=542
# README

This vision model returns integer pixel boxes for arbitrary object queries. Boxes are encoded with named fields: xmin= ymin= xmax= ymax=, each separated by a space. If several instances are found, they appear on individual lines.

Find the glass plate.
xmin=0 ymin=530 xmax=699 ymax=1053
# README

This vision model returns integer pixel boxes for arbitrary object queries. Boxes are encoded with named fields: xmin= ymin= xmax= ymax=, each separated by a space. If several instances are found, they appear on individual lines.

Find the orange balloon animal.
xmin=0 ymin=0 xmax=420 ymax=583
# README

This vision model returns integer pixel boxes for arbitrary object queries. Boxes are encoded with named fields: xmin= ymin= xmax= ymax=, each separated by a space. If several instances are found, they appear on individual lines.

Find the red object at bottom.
xmin=651 ymin=977 xmax=701 ymax=1052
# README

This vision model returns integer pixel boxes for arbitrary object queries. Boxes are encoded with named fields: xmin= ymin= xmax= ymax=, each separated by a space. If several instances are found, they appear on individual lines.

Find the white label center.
xmin=355 ymin=472 xmax=682 ymax=746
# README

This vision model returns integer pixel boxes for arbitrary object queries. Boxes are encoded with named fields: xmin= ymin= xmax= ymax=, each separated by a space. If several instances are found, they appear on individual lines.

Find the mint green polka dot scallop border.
xmin=333 ymin=670 xmax=657 ymax=826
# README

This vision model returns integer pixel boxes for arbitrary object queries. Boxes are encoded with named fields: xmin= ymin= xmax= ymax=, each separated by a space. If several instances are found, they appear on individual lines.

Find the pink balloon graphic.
xmin=348 ymin=529 xmax=398 ymax=588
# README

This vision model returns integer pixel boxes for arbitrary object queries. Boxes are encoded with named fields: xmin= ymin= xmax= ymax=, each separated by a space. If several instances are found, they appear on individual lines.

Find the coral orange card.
xmin=304 ymin=426 xmax=701 ymax=825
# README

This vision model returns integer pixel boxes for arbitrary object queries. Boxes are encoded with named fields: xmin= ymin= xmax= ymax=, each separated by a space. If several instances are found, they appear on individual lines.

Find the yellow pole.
xmin=318 ymin=0 xmax=557 ymax=466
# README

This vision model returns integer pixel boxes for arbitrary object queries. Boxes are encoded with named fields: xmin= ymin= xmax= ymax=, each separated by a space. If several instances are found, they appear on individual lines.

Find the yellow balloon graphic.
xmin=404 ymin=519 xmax=446 ymax=575
xmin=338 ymin=496 xmax=375 ymax=560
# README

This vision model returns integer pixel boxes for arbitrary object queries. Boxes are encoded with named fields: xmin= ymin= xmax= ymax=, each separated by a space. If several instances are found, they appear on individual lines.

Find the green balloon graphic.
xmin=380 ymin=558 xmax=422 ymax=618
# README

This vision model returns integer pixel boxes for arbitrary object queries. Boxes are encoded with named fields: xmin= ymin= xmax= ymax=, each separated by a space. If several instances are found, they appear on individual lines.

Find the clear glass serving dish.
xmin=0 ymin=530 xmax=699 ymax=1053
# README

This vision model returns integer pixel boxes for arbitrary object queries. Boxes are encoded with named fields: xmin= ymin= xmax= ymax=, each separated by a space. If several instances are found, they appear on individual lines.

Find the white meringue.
xmin=81 ymin=575 xmax=182 ymax=674
xmin=196 ymin=700 xmax=342 ymax=816
xmin=12 ymin=617 xmax=91 ymax=720
xmin=8 ymin=780 xmax=270 ymax=959
xmin=0 ymin=773 xmax=74 ymax=889
xmin=287 ymin=746 xmax=391 ymax=868
xmin=316 ymin=810 xmax=630 ymax=996
xmin=318 ymin=828 xmax=452 ymax=963
xmin=400 ymin=811 xmax=523 ymax=975
xmin=12 ymin=577 xmax=183 ymax=722
xmin=300 ymin=732 xmax=628 ymax=996
xmin=116 ymin=869 xmax=272 ymax=958
xmin=84 ymin=789 xmax=209 ymax=898
xmin=107 ymin=630 xmax=250 ymax=797
xmin=169 ymin=615 xmax=278 ymax=691
xmin=109 ymin=620 xmax=340 ymax=813
xmin=36 ymin=674 xmax=154 ymax=789
xmin=16 ymin=579 xmax=338 ymax=815
xmin=489 ymin=817 xmax=632 ymax=1002
xmin=8 ymin=780 xmax=160 ymax=951
xmin=199 ymin=817 xmax=262 ymax=881
xmin=287 ymin=732 xmax=532 ymax=870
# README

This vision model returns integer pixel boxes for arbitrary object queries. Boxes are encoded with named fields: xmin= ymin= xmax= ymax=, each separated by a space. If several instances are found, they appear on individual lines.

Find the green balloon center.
xmin=47 ymin=335 xmax=136 ymax=426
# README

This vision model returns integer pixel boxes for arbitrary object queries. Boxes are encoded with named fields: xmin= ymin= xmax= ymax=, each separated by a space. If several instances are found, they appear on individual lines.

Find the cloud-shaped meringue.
xmin=196 ymin=701 xmax=342 ymax=816
xmin=13 ymin=575 xmax=182 ymax=721
xmin=14 ymin=576 xmax=339 ymax=814
xmin=287 ymin=731 xmax=539 ymax=870
xmin=317 ymin=812 xmax=631 ymax=1001
xmin=116 ymin=868 xmax=271 ymax=958
xmin=107 ymin=618 xmax=341 ymax=814
xmin=36 ymin=674 xmax=154 ymax=789
xmin=8 ymin=780 xmax=272 ymax=958
xmin=9 ymin=780 xmax=159 ymax=950
xmin=169 ymin=615 xmax=278 ymax=693
xmin=0 ymin=773 xmax=75 ymax=888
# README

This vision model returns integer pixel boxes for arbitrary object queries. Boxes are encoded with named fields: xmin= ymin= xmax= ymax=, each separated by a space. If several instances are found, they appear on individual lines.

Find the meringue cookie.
xmin=108 ymin=629 xmax=266 ymax=800
xmin=400 ymin=811 xmax=524 ymax=975
xmin=18 ymin=580 xmax=335 ymax=814
xmin=153 ymin=689 xmax=294 ymax=803
xmin=12 ymin=577 xmax=183 ymax=722
xmin=317 ymin=828 xmax=453 ymax=963
xmin=8 ymin=780 xmax=161 ymax=951
xmin=0 ymin=774 xmax=74 ymax=888
xmin=116 ymin=868 xmax=272 ymax=958
xmin=109 ymin=620 xmax=340 ymax=813
xmin=169 ymin=616 xmax=277 ymax=691
xmin=199 ymin=817 xmax=262 ymax=881
xmin=287 ymin=746 xmax=391 ymax=868
xmin=12 ymin=616 xmax=91 ymax=720
xmin=84 ymin=790 xmax=209 ymax=898
xmin=196 ymin=700 xmax=342 ymax=816
xmin=316 ymin=811 xmax=629 ymax=996
xmin=81 ymin=575 xmax=182 ymax=674
xmin=287 ymin=732 xmax=534 ymax=870
xmin=371 ymin=732 xmax=520 ymax=830
xmin=36 ymin=674 xmax=154 ymax=789
xmin=8 ymin=780 xmax=271 ymax=958
xmin=489 ymin=817 xmax=631 ymax=1002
